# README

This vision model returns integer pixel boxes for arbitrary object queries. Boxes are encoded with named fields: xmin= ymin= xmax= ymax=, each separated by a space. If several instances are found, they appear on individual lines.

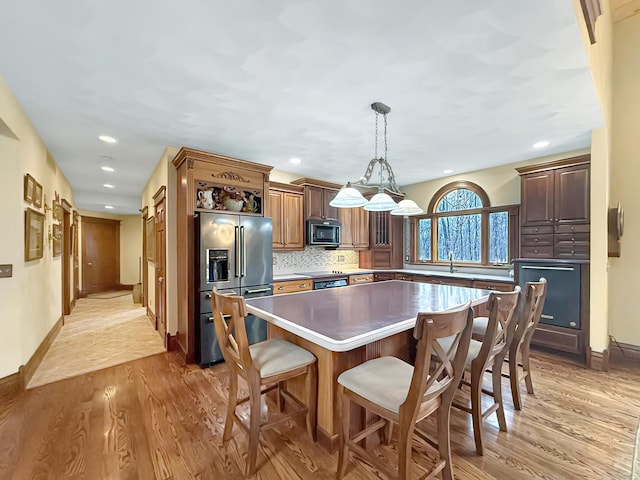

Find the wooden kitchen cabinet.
xmin=291 ymin=178 xmax=341 ymax=221
xmin=339 ymin=206 xmax=369 ymax=249
xmin=413 ymin=275 xmax=473 ymax=288
xmin=517 ymin=155 xmax=590 ymax=260
xmin=348 ymin=273 xmax=374 ymax=285
xmin=268 ymin=182 xmax=304 ymax=251
xmin=273 ymin=279 xmax=313 ymax=294
xmin=359 ymin=197 xmax=404 ymax=269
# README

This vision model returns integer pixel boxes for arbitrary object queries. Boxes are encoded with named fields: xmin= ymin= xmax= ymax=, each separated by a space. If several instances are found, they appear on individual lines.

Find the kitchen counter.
xmin=273 ymin=268 xmax=512 ymax=284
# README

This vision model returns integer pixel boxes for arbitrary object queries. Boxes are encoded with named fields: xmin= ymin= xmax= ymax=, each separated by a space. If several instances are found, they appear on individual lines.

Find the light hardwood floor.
xmin=26 ymin=295 xmax=165 ymax=389
xmin=1 ymin=350 xmax=638 ymax=479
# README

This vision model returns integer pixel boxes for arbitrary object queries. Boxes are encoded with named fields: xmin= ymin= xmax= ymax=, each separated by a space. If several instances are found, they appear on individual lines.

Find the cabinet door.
xmin=339 ymin=207 xmax=354 ymax=247
xmin=283 ymin=192 xmax=304 ymax=248
xmin=521 ymin=171 xmax=554 ymax=227
xmin=268 ymin=190 xmax=284 ymax=248
xmin=352 ymin=207 xmax=369 ymax=248
xmin=554 ymin=164 xmax=590 ymax=225
xmin=306 ymin=186 xmax=325 ymax=219
xmin=323 ymin=189 xmax=339 ymax=220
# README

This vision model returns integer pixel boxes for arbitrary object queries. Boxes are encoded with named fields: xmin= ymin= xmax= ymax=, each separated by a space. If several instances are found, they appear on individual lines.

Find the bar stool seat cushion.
xmin=472 ymin=316 xmax=502 ymax=338
xmin=438 ymin=336 xmax=483 ymax=369
xmin=337 ymin=356 xmax=440 ymax=413
xmin=249 ymin=338 xmax=316 ymax=378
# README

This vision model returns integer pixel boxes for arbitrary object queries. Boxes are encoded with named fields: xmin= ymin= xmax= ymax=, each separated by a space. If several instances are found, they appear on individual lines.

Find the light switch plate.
xmin=0 ymin=264 xmax=12 ymax=278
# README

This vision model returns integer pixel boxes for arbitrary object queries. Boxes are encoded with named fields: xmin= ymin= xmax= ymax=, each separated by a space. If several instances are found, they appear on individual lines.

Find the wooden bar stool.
xmin=444 ymin=288 xmax=520 ymax=455
xmin=506 ymin=279 xmax=547 ymax=410
xmin=211 ymin=288 xmax=318 ymax=477
xmin=471 ymin=279 xmax=547 ymax=411
xmin=336 ymin=301 xmax=473 ymax=480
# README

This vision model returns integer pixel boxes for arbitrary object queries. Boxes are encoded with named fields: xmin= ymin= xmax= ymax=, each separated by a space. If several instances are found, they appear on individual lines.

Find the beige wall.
xmin=0 ymin=76 xmax=76 ymax=378
xmin=572 ymin=0 xmax=614 ymax=352
xmin=76 ymin=209 xmax=142 ymax=287
xmin=609 ymin=12 xmax=640 ymax=346
xmin=401 ymin=148 xmax=590 ymax=210
xmin=141 ymin=146 xmax=178 ymax=330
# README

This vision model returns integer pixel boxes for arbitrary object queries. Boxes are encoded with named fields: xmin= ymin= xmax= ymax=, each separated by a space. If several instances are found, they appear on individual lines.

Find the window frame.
xmin=409 ymin=181 xmax=519 ymax=267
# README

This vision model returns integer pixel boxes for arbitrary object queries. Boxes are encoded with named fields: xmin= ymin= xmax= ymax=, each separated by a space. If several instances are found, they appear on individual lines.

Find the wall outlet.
xmin=0 ymin=264 xmax=12 ymax=278
xmin=405 ymin=255 xmax=409 ymax=261
xmin=337 ymin=255 xmax=345 ymax=263
xmin=272 ymin=257 xmax=277 ymax=265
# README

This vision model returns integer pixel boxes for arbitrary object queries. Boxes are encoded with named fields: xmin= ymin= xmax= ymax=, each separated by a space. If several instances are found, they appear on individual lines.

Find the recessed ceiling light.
xmin=443 ymin=169 xmax=453 ymax=174
xmin=290 ymin=157 xmax=301 ymax=164
xmin=101 ymin=166 xmax=115 ymax=172
xmin=103 ymin=183 xmax=115 ymax=189
xmin=99 ymin=135 xmax=117 ymax=143
xmin=104 ymin=205 xmax=114 ymax=209
xmin=533 ymin=140 xmax=550 ymax=149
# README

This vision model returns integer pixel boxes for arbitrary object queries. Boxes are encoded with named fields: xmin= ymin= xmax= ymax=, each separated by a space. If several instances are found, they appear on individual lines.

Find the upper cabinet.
xmin=291 ymin=178 xmax=340 ymax=221
xmin=339 ymin=206 xmax=369 ymax=249
xmin=359 ymin=192 xmax=404 ymax=269
xmin=517 ymin=155 xmax=590 ymax=260
xmin=268 ymin=182 xmax=304 ymax=251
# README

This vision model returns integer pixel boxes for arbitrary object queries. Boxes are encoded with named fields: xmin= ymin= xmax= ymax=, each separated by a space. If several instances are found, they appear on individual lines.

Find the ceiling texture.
xmin=1 ymin=0 xmax=602 ymax=214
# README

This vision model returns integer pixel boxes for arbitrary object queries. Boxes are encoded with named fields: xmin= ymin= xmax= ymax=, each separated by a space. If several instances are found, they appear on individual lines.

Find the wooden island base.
xmin=268 ymin=323 xmax=412 ymax=451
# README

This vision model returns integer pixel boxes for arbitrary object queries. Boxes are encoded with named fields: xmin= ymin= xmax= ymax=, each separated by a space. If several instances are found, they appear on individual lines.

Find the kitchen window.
xmin=409 ymin=181 xmax=519 ymax=266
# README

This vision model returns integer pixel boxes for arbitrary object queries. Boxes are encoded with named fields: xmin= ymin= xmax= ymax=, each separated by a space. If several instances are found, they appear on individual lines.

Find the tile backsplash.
xmin=273 ymin=248 xmax=359 ymax=273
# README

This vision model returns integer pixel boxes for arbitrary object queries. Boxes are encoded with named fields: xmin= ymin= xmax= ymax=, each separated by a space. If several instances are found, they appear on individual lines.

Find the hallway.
xmin=27 ymin=294 xmax=165 ymax=389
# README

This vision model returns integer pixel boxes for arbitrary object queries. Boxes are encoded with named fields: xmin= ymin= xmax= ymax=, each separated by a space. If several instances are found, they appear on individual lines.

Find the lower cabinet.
xmin=273 ymin=279 xmax=313 ymax=295
xmin=413 ymin=276 xmax=473 ymax=288
xmin=348 ymin=273 xmax=373 ymax=285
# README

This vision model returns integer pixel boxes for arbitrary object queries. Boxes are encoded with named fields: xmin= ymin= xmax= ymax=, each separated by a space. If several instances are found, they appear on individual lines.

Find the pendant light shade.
xmin=363 ymin=188 xmax=398 ymax=211
xmin=390 ymin=199 xmax=424 ymax=216
xmin=329 ymin=183 xmax=368 ymax=208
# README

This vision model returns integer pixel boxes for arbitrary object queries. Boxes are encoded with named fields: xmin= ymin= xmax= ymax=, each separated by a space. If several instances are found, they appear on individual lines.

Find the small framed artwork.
xmin=146 ymin=216 xmax=155 ymax=262
xmin=25 ymin=208 xmax=45 ymax=261
xmin=52 ymin=223 xmax=63 ymax=257
xmin=33 ymin=181 xmax=43 ymax=209
xmin=24 ymin=174 xmax=35 ymax=204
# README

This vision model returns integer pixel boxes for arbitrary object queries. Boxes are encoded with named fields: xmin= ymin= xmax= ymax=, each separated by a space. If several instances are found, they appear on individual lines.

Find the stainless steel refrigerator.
xmin=195 ymin=212 xmax=273 ymax=367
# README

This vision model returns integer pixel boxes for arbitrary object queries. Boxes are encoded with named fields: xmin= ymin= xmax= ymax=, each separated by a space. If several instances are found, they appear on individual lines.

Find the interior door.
xmin=155 ymin=192 xmax=167 ymax=342
xmin=73 ymin=212 xmax=79 ymax=306
xmin=81 ymin=216 xmax=120 ymax=295
xmin=62 ymin=202 xmax=71 ymax=315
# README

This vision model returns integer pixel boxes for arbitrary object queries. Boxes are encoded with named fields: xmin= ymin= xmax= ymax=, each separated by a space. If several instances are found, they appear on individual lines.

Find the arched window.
xmin=411 ymin=181 xmax=518 ymax=266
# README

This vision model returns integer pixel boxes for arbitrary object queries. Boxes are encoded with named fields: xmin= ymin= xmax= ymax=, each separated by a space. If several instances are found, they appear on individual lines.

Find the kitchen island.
xmin=245 ymin=280 xmax=490 ymax=450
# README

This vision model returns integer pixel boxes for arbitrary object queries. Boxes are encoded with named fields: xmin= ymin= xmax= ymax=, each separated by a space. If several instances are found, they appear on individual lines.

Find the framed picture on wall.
xmin=24 ymin=174 xmax=35 ymax=204
xmin=33 ymin=181 xmax=43 ymax=208
xmin=52 ymin=223 xmax=63 ymax=257
xmin=25 ymin=208 xmax=45 ymax=261
xmin=146 ymin=216 xmax=154 ymax=262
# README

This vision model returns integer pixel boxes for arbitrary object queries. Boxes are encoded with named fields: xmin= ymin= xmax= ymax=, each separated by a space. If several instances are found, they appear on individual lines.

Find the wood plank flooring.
xmin=1 ymin=350 xmax=638 ymax=479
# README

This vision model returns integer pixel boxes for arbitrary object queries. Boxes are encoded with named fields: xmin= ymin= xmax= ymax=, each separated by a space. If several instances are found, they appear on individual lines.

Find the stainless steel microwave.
xmin=307 ymin=219 xmax=341 ymax=247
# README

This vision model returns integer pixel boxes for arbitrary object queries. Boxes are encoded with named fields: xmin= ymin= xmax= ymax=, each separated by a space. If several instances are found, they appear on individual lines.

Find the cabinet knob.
xmin=571 ymin=237 xmax=575 ymax=241
xmin=277 ymin=286 xmax=285 ymax=291
xmin=534 ymin=238 xmax=538 ymax=242
xmin=534 ymin=228 xmax=538 ymax=232
xmin=570 ymin=226 xmax=575 ymax=230
xmin=534 ymin=249 xmax=538 ymax=254
xmin=571 ymin=250 xmax=575 ymax=254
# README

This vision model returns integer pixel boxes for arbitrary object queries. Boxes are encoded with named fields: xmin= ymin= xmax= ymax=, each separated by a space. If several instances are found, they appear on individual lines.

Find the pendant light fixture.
xmin=330 ymin=102 xmax=423 ymax=215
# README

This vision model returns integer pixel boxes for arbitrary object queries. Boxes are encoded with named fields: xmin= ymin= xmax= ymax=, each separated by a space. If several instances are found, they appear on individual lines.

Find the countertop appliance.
xmin=195 ymin=212 xmax=273 ymax=367
xmin=307 ymin=219 xmax=341 ymax=247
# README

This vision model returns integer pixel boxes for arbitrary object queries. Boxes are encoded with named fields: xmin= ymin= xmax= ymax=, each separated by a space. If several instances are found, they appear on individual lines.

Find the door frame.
xmin=141 ymin=206 xmax=149 ymax=308
xmin=61 ymin=199 xmax=72 ymax=315
xmin=153 ymin=186 xmax=167 ymax=346
xmin=72 ymin=211 xmax=79 ymax=308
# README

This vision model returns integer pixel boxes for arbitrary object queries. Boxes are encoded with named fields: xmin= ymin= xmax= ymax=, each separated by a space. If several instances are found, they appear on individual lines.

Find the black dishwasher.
xmin=514 ymin=260 xmax=583 ymax=329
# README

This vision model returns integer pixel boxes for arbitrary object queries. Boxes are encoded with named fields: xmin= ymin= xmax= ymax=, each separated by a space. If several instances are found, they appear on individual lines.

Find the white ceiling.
xmin=0 ymin=0 xmax=602 ymax=214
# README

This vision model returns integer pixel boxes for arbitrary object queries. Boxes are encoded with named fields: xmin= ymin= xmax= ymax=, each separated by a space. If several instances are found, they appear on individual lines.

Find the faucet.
xmin=448 ymin=251 xmax=456 ymax=273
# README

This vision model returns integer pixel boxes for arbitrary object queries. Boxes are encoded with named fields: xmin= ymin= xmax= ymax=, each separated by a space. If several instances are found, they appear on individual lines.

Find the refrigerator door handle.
xmin=245 ymin=288 xmax=271 ymax=295
xmin=521 ymin=265 xmax=575 ymax=271
xmin=234 ymin=226 xmax=240 ymax=277
xmin=240 ymin=225 xmax=247 ymax=277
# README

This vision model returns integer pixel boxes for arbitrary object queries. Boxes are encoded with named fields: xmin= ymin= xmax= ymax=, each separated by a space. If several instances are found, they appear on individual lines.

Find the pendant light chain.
xmin=374 ymin=111 xmax=379 ymax=160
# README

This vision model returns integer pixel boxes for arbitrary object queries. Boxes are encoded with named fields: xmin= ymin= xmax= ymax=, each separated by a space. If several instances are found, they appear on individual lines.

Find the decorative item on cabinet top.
xmin=195 ymin=181 xmax=262 ymax=214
